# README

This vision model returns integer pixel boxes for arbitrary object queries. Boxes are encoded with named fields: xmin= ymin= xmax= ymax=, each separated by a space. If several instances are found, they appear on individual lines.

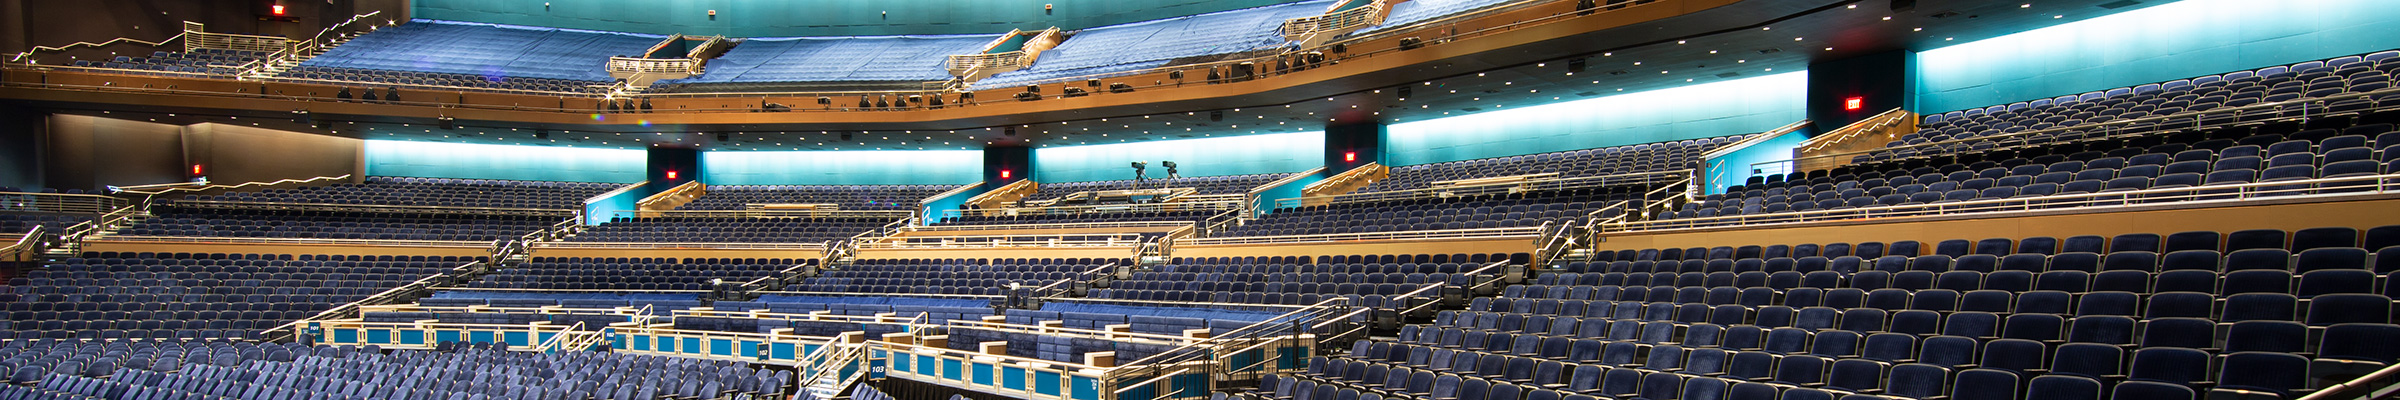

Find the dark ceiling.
xmin=35 ymin=0 xmax=2173 ymax=151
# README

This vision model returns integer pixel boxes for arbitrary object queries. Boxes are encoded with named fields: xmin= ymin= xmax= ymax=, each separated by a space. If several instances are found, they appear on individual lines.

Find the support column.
xmin=983 ymin=145 xmax=1033 ymax=189
xmin=1324 ymin=121 xmax=1383 ymax=173
xmin=1807 ymin=49 xmax=1916 ymax=135
xmin=646 ymin=147 xmax=699 ymax=192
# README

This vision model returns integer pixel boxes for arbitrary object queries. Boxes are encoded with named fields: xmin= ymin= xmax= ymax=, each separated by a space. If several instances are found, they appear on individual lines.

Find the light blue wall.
xmin=702 ymin=151 xmax=982 ymax=185
xmin=1916 ymin=0 xmax=2400 ymax=114
xmin=1385 ymin=72 xmax=1809 ymax=166
xmin=414 ymin=0 xmax=1315 ymax=37
xmin=363 ymin=140 xmax=645 ymax=183
xmin=1701 ymin=129 xmax=1809 ymax=194
xmin=1033 ymin=132 xmax=1324 ymax=183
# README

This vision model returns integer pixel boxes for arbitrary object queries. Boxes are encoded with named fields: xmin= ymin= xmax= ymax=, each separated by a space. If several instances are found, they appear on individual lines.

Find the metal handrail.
xmin=258 ymin=260 xmax=481 ymax=340
xmin=2296 ymin=357 xmax=2400 ymax=400
xmin=0 ymin=192 xmax=132 ymax=214
xmin=1282 ymin=0 xmax=1386 ymax=37
xmin=1612 ymin=172 xmax=2400 ymax=232
xmin=165 ymin=199 xmax=574 ymax=215
xmin=1180 ymin=226 xmax=1542 ymax=246
xmin=116 ymin=174 xmax=350 ymax=196
xmin=947 ymin=199 xmax=1241 ymax=219
xmin=1763 ymin=85 xmax=2400 ymax=173
xmin=903 ymin=221 xmax=1195 ymax=233
xmin=94 ymin=235 xmax=494 ymax=247
xmin=8 ymin=32 xmax=187 ymax=63
xmin=1797 ymin=107 xmax=1910 ymax=153
xmin=610 ymin=209 xmax=915 ymax=219
xmin=531 ymin=321 xmax=588 ymax=352
xmin=1276 ymin=169 xmax=1689 ymax=209
xmin=854 ymin=235 xmax=1147 ymax=250
xmin=1029 ymin=263 xmax=1120 ymax=298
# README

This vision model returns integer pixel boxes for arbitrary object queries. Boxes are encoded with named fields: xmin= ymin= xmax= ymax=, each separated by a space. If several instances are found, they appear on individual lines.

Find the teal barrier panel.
xmin=400 ymin=330 xmax=425 ymax=345
xmin=1002 ymin=366 xmax=1027 ymax=390
xmin=1071 ymin=376 xmax=1101 ymax=400
xmin=712 ymin=338 xmax=735 ymax=356
xmin=683 ymin=338 xmax=704 ymax=355
xmin=772 ymin=343 xmax=797 ymax=360
xmin=1035 ymin=370 xmax=1063 ymax=397
xmin=436 ymin=331 xmax=462 ymax=344
xmin=503 ymin=331 xmax=531 ymax=347
xmin=469 ymin=331 xmax=495 ymax=345
xmin=973 ymin=363 xmax=995 ymax=386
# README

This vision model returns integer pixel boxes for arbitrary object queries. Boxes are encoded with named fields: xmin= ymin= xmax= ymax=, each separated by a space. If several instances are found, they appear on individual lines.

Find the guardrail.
xmin=1282 ymin=0 xmax=1387 ymax=38
xmin=608 ymin=209 xmax=915 ymax=220
xmin=1758 ymin=85 xmax=2400 ymax=175
xmin=164 ymin=199 xmax=575 ymax=216
xmin=0 ymin=192 xmax=130 ymax=214
xmin=904 ymin=221 xmax=1196 ymax=233
xmin=947 ymin=51 xmax=1030 ymax=75
xmin=1 ymin=226 xmax=55 ymax=263
xmin=1275 ymin=169 xmax=1688 ymax=210
xmin=95 ymin=235 xmax=497 ymax=248
xmin=116 ymin=174 xmax=351 ymax=197
xmin=856 ymin=234 xmax=1148 ymax=250
xmin=527 ymin=241 xmax=831 ymax=250
xmin=1604 ymin=172 xmax=2400 ymax=233
xmin=944 ymin=200 xmax=1241 ymax=221
xmin=1024 ymin=263 xmax=1119 ymax=300
xmin=1180 ymin=226 xmax=1543 ymax=246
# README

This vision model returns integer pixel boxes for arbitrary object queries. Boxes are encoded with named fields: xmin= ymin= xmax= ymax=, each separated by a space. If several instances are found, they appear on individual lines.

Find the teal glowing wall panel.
xmin=702 ymin=150 xmax=981 ymax=185
xmin=920 ymin=183 xmax=986 ymax=224
xmin=1252 ymin=171 xmax=1322 ymax=214
xmin=1701 ymin=129 xmax=1809 ymax=194
xmin=582 ymin=183 xmax=648 ymax=225
xmin=364 ymin=141 xmax=645 ymax=183
xmin=1915 ymin=0 xmax=2400 ymax=114
xmin=1033 ymin=131 xmax=1323 ymax=183
xmin=414 ymin=0 xmax=1314 ymax=37
xmin=1385 ymin=72 xmax=1808 ymax=166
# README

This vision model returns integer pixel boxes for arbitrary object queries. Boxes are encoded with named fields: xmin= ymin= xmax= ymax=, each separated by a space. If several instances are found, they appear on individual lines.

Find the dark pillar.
xmin=983 ymin=145 xmax=1033 ymax=188
xmin=646 ymin=146 xmax=699 ymax=192
xmin=1807 ymin=49 xmax=1916 ymax=134
xmin=1324 ymin=121 xmax=1383 ymax=173
xmin=0 ymin=107 xmax=42 ymax=191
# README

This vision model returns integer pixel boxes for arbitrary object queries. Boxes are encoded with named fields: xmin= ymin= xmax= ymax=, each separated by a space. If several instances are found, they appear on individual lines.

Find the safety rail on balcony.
xmin=94 ymin=235 xmax=498 ymax=248
xmin=1636 ymin=176 xmax=1696 ymax=219
xmin=947 ymin=51 xmax=1031 ymax=76
xmin=940 ymin=199 xmax=1243 ymax=221
xmin=607 ymin=209 xmax=914 ymax=220
xmin=607 ymin=56 xmax=702 ymax=75
xmin=1181 ymin=226 xmax=1544 ymax=246
xmin=1602 ymin=172 xmax=2400 ymax=233
xmin=183 ymin=22 xmax=291 ymax=55
xmin=902 ymin=221 xmax=1195 ymax=234
xmin=164 ymin=199 xmax=575 ymax=216
xmin=1274 ymin=169 xmax=1689 ymax=210
xmin=1282 ymin=0 xmax=1388 ymax=39
xmin=0 ymin=226 xmax=55 ymax=263
xmin=0 ymin=192 xmax=132 ymax=215
xmin=1756 ymin=85 xmax=2400 ymax=176
xmin=114 ymin=174 xmax=350 ymax=198
xmin=854 ymin=234 xmax=1150 ymax=250
xmin=527 ymin=241 xmax=831 ymax=250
